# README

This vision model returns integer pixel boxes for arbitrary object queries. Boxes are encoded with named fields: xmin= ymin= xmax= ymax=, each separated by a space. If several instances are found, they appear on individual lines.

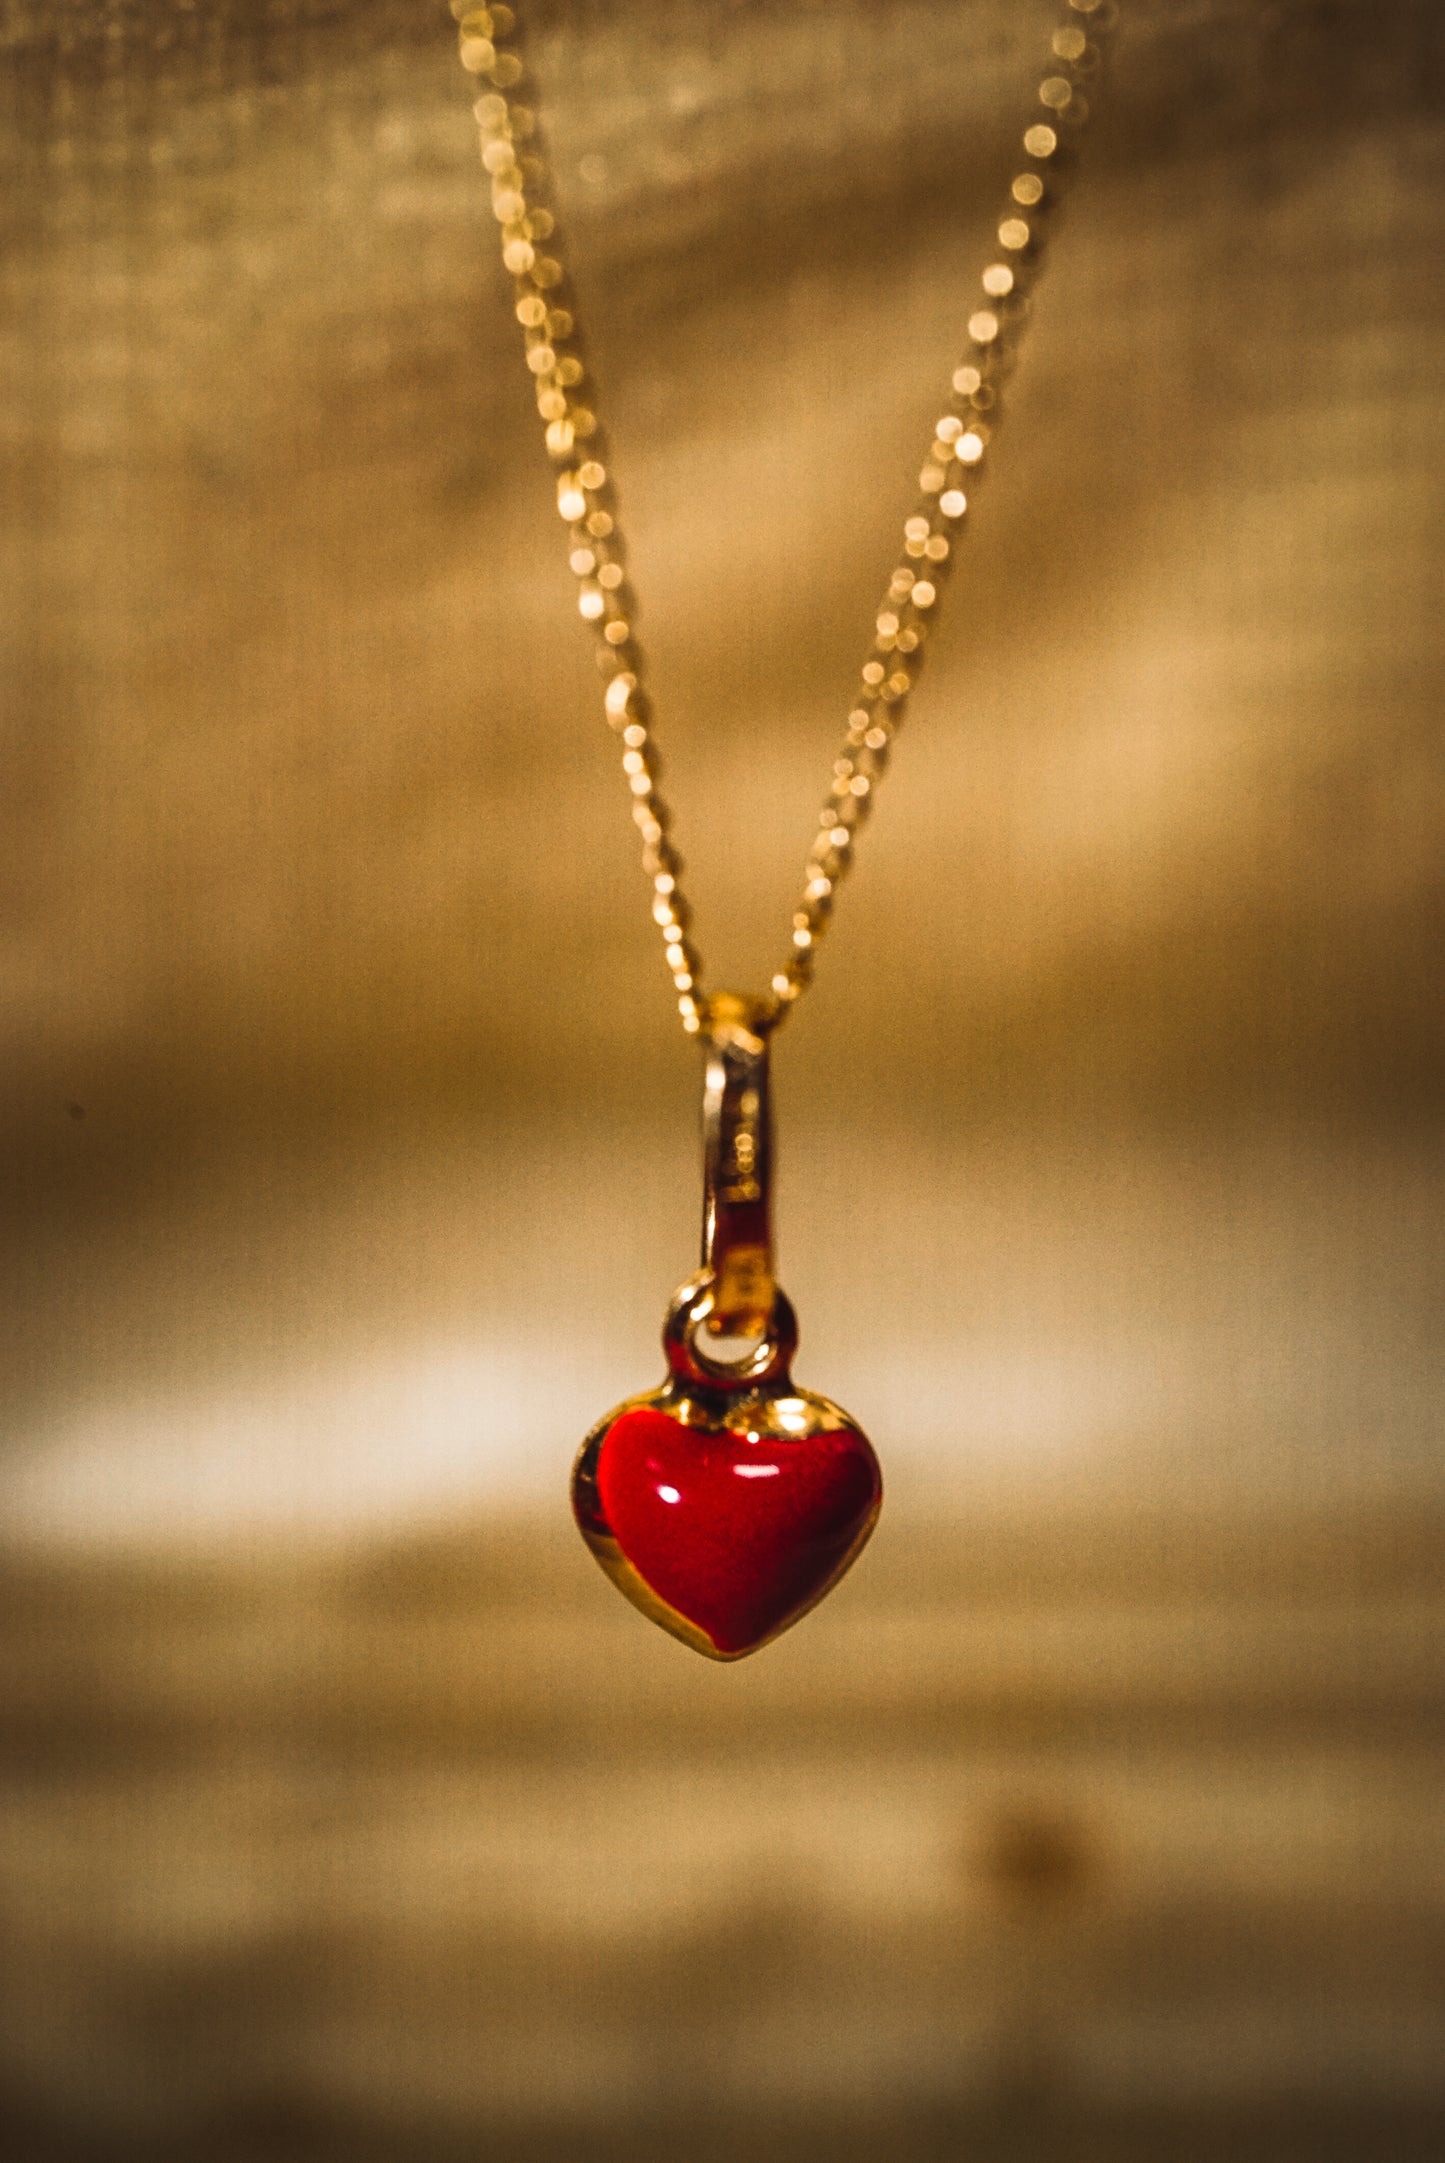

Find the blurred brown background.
xmin=2 ymin=0 xmax=1443 ymax=2157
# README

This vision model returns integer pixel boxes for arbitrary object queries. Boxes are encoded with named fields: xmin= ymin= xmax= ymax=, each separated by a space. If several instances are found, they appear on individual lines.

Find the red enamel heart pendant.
xmin=573 ymin=1329 xmax=881 ymax=1660
xmin=571 ymin=995 xmax=882 ymax=1659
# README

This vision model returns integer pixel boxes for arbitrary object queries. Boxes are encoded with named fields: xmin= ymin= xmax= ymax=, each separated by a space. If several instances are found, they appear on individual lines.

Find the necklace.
xmin=453 ymin=0 xmax=1116 ymax=1658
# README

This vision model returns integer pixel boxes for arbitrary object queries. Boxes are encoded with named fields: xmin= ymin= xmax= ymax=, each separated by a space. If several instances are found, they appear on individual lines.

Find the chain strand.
xmin=452 ymin=0 xmax=1116 ymax=1035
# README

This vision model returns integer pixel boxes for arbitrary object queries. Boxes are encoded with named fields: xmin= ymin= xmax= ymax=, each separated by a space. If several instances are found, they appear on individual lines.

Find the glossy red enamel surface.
xmin=593 ymin=1404 xmax=881 ymax=1656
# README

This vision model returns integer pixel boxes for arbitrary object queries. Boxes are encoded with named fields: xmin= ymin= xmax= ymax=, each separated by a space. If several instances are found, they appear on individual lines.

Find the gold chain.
xmin=452 ymin=0 xmax=1116 ymax=1036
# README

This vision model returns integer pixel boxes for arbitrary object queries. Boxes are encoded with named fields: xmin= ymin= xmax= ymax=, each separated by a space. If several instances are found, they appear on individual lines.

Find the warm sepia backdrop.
xmin=1 ymin=1 xmax=1442 ymax=2157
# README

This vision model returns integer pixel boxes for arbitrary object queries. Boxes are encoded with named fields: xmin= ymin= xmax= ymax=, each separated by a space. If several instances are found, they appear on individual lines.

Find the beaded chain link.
xmin=451 ymin=0 xmax=1117 ymax=1035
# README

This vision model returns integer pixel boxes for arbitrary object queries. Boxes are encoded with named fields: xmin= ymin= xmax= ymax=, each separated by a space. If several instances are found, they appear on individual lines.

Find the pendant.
xmin=572 ymin=995 xmax=882 ymax=1659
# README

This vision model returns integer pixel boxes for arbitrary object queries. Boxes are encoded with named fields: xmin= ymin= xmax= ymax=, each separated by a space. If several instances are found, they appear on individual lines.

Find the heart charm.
xmin=571 ymin=993 xmax=882 ymax=1657
xmin=572 ymin=1274 xmax=881 ymax=1659
xmin=573 ymin=1378 xmax=881 ymax=1659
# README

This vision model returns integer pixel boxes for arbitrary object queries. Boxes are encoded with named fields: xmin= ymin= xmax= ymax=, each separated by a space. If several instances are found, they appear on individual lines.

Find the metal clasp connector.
xmin=700 ymin=993 xmax=776 ymax=1337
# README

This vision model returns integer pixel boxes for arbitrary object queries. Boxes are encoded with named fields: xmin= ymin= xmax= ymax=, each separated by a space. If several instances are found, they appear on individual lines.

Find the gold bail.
xmin=699 ymin=994 xmax=776 ymax=1337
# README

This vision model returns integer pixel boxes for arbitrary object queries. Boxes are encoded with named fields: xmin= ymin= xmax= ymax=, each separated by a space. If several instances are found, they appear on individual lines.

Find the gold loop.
xmin=662 ymin=1274 xmax=799 ymax=1393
